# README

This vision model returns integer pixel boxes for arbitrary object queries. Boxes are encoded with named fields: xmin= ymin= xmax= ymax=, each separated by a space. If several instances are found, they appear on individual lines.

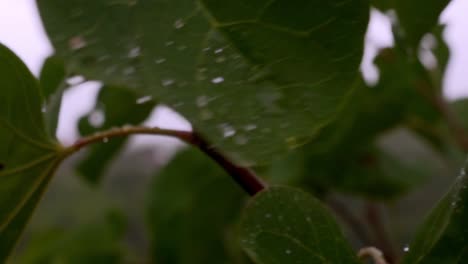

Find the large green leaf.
xmin=0 ymin=43 xmax=64 ymax=261
xmin=39 ymin=56 xmax=67 ymax=138
xmin=146 ymin=148 xmax=249 ymax=263
xmin=402 ymin=161 xmax=468 ymax=263
xmin=14 ymin=210 xmax=126 ymax=264
xmin=77 ymin=85 xmax=155 ymax=184
xmin=37 ymin=0 xmax=369 ymax=164
xmin=395 ymin=0 xmax=451 ymax=47
xmin=239 ymin=186 xmax=360 ymax=263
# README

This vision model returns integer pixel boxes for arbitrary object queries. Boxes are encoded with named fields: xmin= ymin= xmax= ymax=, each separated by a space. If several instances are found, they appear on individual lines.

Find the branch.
xmin=66 ymin=126 xmax=266 ymax=196
xmin=365 ymin=203 xmax=397 ymax=264
xmin=358 ymin=247 xmax=389 ymax=264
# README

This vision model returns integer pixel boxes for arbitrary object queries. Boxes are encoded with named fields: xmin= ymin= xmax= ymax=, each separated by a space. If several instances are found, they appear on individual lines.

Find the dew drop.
xmin=244 ymin=124 xmax=257 ymax=131
xmin=200 ymin=109 xmax=213 ymax=120
xmin=235 ymin=135 xmax=248 ymax=145
xmin=88 ymin=110 xmax=105 ymax=128
xmin=128 ymin=46 xmax=141 ymax=58
xmin=214 ymin=48 xmax=224 ymax=54
xmin=211 ymin=76 xmax=224 ymax=84
xmin=403 ymin=245 xmax=410 ymax=252
xmin=196 ymin=95 xmax=209 ymax=107
xmin=102 ymin=137 xmax=109 ymax=143
xmin=123 ymin=67 xmax=136 ymax=75
xmin=165 ymin=41 xmax=175 ymax=46
xmin=161 ymin=79 xmax=175 ymax=87
xmin=177 ymin=45 xmax=187 ymax=51
xmin=285 ymin=249 xmax=292 ymax=255
xmin=136 ymin=95 xmax=152 ymax=104
xmin=155 ymin=58 xmax=166 ymax=64
xmin=68 ymin=36 xmax=87 ymax=50
xmin=173 ymin=19 xmax=185 ymax=29
xmin=215 ymin=56 xmax=226 ymax=63
xmin=219 ymin=123 xmax=236 ymax=138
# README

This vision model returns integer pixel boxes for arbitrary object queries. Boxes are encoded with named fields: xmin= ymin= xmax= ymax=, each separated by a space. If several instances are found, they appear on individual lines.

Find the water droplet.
xmin=155 ymin=58 xmax=166 ymax=64
xmin=88 ymin=110 xmax=105 ymax=128
xmin=165 ymin=41 xmax=175 ymax=46
xmin=123 ymin=66 xmax=136 ymax=75
xmin=215 ymin=56 xmax=226 ymax=63
xmin=244 ymin=124 xmax=257 ymax=131
xmin=214 ymin=48 xmax=224 ymax=54
xmin=66 ymin=75 xmax=85 ymax=86
xmin=219 ymin=123 xmax=236 ymax=138
xmin=285 ymin=249 xmax=292 ymax=255
xmin=265 ymin=213 xmax=272 ymax=218
xmin=102 ymin=137 xmax=109 ymax=143
xmin=68 ymin=36 xmax=87 ymax=50
xmin=200 ymin=109 xmax=213 ymax=120
xmin=177 ymin=45 xmax=187 ymax=51
xmin=211 ymin=76 xmax=224 ymax=84
xmin=403 ymin=245 xmax=410 ymax=252
xmin=136 ymin=95 xmax=152 ymax=104
xmin=174 ymin=19 xmax=185 ymax=29
xmin=161 ymin=79 xmax=175 ymax=87
xmin=128 ymin=46 xmax=141 ymax=58
xmin=196 ymin=95 xmax=209 ymax=107
xmin=235 ymin=135 xmax=248 ymax=145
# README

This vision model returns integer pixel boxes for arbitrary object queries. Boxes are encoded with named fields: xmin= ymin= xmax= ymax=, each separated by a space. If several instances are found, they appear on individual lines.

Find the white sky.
xmin=0 ymin=0 xmax=466 ymax=145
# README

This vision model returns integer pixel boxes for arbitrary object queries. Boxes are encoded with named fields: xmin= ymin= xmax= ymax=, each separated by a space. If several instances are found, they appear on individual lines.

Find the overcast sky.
xmin=0 ymin=0 xmax=466 ymax=144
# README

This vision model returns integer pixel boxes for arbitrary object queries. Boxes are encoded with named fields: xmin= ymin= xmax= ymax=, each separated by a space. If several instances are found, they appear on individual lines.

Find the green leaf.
xmin=452 ymin=99 xmax=468 ymax=130
xmin=395 ymin=0 xmax=451 ymax=48
xmin=77 ymin=85 xmax=155 ymax=184
xmin=0 ymin=43 xmax=64 ymax=261
xmin=37 ymin=0 xmax=369 ymax=164
xmin=402 ymin=161 xmax=468 ymax=263
xmin=39 ymin=56 xmax=67 ymax=138
xmin=146 ymin=148 xmax=249 ymax=263
xmin=239 ymin=186 xmax=360 ymax=264
xmin=15 ymin=210 xmax=126 ymax=264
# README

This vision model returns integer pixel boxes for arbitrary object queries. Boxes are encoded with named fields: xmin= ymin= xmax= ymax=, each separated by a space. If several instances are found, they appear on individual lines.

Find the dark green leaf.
xmin=240 ymin=186 xmax=360 ymax=264
xmin=146 ymin=148 xmax=249 ymax=263
xmin=452 ymin=99 xmax=468 ymax=130
xmin=77 ymin=85 xmax=155 ymax=184
xmin=402 ymin=161 xmax=468 ymax=263
xmin=39 ymin=56 xmax=67 ymax=138
xmin=0 ymin=43 xmax=64 ymax=261
xmin=38 ymin=0 xmax=369 ymax=164
xmin=395 ymin=0 xmax=451 ymax=48
xmin=14 ymin=210 xmax=126 ymax=264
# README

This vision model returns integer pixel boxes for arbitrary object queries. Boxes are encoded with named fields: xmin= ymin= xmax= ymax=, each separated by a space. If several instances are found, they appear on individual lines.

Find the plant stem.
xmin=365 ymin=203 xmax=397 ymax=264
xmin=66 ymin=126 xmax=266 ymax=196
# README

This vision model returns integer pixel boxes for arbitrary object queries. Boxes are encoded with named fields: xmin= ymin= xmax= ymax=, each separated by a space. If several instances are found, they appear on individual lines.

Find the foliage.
xmin=0 ymin=0 xmax=467 ymax=263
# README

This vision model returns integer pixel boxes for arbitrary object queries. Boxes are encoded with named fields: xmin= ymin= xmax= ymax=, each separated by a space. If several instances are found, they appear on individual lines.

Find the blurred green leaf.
xmin=396 ymin=0 xmax=451 ymax=48
xmin=77 ymin=86 xmax=155 ymax=184
xmin=402 ymin=161 xmax=468 ymax=263
xmin=452 ymin=99 xmax=468 ymax=130
xmin=15 ymin=210 xmax=127 ymax=264
xmin=146 ymin=148 xmax=249 ymax=263
xmin=240 ymin=186 xmax=360 ymax=264
xmin=39 ymin=56 xmax=67 ymax=138
xmin=37 ymin=0 xmax=369 ymax=164
xmin=0 ymin=43 xmax=64 ymax=261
